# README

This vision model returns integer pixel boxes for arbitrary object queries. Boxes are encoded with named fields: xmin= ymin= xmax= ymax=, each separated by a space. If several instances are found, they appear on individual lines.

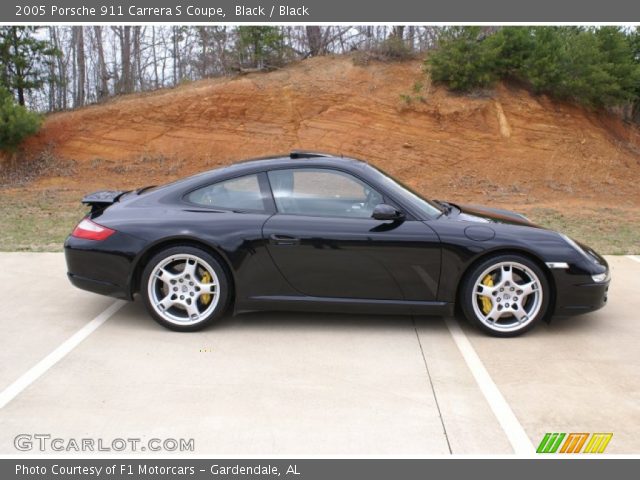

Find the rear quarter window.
xmin=186 ymin=174 xmax=265 ymax=211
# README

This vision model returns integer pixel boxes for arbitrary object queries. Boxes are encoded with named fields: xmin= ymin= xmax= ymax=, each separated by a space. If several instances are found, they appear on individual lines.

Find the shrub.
xmin=353 ymin=38 xmax=414 ymax=66
xmin=426 ymin=27 xmax=640 ymax=109
xmin=0 ymin=87 xmax=42 ymax=152
xmin=426 ymin=28 xmax=500 ymax=91
xmin=375 ymin=36 xmax=414 ymax=60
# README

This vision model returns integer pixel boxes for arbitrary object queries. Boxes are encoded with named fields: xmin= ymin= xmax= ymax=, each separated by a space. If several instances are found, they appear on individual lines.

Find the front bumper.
xmin=553 ymin=279 xmax=610 ymax=315
xmin=548 ymin=259 xmax=610 ymax=316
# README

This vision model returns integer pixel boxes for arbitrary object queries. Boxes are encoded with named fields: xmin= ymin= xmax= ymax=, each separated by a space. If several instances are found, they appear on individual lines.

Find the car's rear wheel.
xmin=141 ymin=246 xmax=230 ymax=331
xmin=461 ymin=254 xmax=550 ymax=337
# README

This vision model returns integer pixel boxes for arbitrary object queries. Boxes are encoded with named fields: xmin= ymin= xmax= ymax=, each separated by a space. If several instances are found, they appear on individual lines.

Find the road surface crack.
xmin=412 ymin=316 xmax=452 ymax=454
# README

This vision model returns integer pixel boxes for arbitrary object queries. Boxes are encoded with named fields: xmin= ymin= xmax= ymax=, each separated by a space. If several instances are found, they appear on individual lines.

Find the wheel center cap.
xmin=182 ymin=285 xmax=188 ymax=293
xmin=503 ymin=293 xmax=511 ymax=300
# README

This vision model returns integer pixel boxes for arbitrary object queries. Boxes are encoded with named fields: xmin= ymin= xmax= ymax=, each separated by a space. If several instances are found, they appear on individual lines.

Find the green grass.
xmin=526 ymin=207 xmax=640 ymax=255
xmin=0 ymin=191 xmax=86 ymax=251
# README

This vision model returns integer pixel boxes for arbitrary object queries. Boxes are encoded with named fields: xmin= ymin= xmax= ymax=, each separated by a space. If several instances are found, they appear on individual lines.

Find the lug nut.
xmin=180 ymin=295 xmax=184 ymax=300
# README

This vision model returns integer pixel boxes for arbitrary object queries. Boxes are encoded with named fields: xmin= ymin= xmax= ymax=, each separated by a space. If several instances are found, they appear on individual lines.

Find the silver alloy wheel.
xmin=147 ymin=253 xmax=220 ymax=326
xmin=471 ymin=261 xmax=543 ymax=333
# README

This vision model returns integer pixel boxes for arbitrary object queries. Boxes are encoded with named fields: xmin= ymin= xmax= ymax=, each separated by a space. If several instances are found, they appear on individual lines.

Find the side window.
xmin=268 ymin=168 xmax=383 ymax=218
xmin=186 ymin=174 xmax=266 ymax=211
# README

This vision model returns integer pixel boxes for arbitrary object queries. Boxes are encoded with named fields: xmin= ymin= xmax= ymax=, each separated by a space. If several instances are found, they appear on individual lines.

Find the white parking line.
xmin=627 ymin=255 xmax=640 ymax=264
xmin=445 ymin=317 xmax=534 ymax=455
xmin=0 ymin=300 xmax=126 ymax=410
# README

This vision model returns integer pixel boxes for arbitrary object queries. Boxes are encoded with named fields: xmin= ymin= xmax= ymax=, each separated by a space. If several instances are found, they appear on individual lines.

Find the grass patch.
xmin=0 ymin=190 xmax=86 ymax=251
xmin=527 ymin=207 xmax=640 ymax=255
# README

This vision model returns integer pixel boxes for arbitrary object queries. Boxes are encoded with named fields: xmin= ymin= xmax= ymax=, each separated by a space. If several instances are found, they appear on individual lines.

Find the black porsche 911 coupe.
xmin=65 ymin=151 xmax=610 ymax=336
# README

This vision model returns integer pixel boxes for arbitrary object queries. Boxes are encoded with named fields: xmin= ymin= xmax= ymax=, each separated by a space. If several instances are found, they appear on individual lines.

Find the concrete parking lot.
xmin=0 ymin=253 xmax=638 ymax=455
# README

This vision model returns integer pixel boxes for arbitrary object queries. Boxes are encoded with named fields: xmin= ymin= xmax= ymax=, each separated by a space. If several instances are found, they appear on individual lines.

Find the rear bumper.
xmin=64 ymin=233 xmax=143 ymax=300
xmin=67 ymin=272 xmax=129 ymax=299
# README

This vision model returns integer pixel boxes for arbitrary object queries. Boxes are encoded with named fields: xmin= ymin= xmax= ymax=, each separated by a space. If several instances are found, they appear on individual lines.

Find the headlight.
xmin=591 ymin=273 xmax=608 ymax=283
xmin=559 ymin=233 xmax=598 ymax=264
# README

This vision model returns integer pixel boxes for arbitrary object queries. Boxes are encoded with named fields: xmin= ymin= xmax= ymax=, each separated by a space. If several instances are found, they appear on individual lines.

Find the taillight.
xmin=71 ymin=218 xmax=116 ymax=241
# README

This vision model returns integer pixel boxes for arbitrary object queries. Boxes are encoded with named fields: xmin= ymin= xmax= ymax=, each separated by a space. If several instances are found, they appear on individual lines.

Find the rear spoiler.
xmin=82 ymin=190 xmax=127 ymax=213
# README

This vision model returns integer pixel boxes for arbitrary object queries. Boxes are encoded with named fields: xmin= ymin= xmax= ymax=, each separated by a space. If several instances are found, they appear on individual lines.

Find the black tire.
xmin=460 ymin=254 xmax=550 ymax=337
xmin=141 ymin=245 xmax=231 ymax=332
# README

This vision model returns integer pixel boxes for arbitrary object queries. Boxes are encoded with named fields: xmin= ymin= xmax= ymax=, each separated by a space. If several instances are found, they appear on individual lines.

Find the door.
xmin=262 ymin=168 xmax=441 ymax=301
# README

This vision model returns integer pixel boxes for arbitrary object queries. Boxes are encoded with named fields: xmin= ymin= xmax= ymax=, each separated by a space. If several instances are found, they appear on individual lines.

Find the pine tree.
xmin=0 ymin=26 xmax=59 ymax=106
xmin=236 ymin=27 xmax=284 ymax=68
xmin=0 ymin=86 xmax=42 ymax=151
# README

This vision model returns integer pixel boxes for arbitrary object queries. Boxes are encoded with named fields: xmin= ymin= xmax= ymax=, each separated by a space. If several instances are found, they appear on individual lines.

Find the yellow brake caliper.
xmin=480 ymin=274 xmax=494 ymax=314
xmin=200 ymin=270 xmax=212 ymax=305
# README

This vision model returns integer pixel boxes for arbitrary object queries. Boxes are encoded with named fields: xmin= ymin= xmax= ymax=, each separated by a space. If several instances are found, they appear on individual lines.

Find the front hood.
xmin=452 ymin=203 xmax=539 ymax=227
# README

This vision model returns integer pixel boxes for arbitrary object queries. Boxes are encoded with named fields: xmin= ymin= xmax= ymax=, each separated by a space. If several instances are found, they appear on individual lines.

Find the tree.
xmin=0 ymin=86 xmax=42 ymax=151
xmin=426 ymin=27 xmax=499 ymax=91
xmin=0 ymin=27 xmax=59 ymax=106
xmin=73 ymin=26 xmax=85 ymax=107
xmin=629 ymin=27 xmax=640 ymax=122
xmin=306 ymin=26 xmax=324 ymax=56
xmin=427 ymin=26 xmax=640 ymax=109
xmin=122 ymin=26 xmax=133 ymax=93
xmin=236 ymin=27 xmax=284 ymax=68
xmin=592 ymin=27 xmax=640 ymax=106
xmin=484 ymin=27 xmax=535 ymax=77
xmin=49 ymin=26 xmax=67 ymax=110
xmin=391 ymin=26 xmax=405 ymax=40
xmin=93 ymin=26 xmax=109 ymax=100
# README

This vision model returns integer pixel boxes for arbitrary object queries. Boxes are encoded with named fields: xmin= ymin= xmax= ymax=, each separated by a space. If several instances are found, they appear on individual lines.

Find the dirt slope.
xmin=3 ymin=55 xmax=640 ymax=253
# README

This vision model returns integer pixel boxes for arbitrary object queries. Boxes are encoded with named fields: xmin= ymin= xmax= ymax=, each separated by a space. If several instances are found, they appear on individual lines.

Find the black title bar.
xmin=4 ymin=459 xmax=640 ymax=480
xmin=3 ymin=0 xmax=640 ymax=23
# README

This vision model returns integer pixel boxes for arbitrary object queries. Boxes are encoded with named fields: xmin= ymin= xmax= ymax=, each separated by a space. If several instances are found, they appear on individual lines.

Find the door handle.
xmin=269 ymin=234 xmax=300 ymax=245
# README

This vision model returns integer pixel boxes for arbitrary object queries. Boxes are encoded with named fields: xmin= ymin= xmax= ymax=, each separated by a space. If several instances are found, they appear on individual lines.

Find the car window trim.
xmin=264 ymin=165 xmax=415 ymax=221
xmin=181 ymin=171 xmax=275 ymax=214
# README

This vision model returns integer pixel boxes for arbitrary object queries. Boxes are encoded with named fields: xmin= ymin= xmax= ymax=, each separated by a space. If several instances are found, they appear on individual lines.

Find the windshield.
xmin=366 ymin=164 xmax=444 ymax=219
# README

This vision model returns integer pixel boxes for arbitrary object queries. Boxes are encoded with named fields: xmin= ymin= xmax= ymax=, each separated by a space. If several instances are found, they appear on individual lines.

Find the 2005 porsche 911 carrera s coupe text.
xmin=65 ymin=152 xmax=610 ymax=336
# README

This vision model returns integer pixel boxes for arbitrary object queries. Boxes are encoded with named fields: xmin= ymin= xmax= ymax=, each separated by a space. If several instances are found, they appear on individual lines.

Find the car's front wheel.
xmin=141 ymin=246 xmax=230 ymax=331
xmin=461 ymin=254 xmax=550 ymax=337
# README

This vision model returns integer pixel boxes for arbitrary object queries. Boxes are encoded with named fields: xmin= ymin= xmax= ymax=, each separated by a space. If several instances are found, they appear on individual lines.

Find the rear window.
xmin=186 ymin=174 xmax=266 ymax=211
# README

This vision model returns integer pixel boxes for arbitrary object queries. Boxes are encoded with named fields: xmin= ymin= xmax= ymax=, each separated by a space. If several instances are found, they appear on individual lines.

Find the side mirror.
xmin=372 ymin=204 xmax=404 ymax=221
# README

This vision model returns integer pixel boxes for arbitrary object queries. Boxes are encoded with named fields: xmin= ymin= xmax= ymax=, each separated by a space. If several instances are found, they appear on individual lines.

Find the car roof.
xmin=213 ymin=151 xmax=370 ymax=176
xmin=140 ymin=151 xmax=375 ymax=200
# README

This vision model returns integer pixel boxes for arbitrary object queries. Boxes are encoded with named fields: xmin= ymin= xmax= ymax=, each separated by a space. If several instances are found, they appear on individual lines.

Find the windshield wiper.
xmin=433 ymin=199 xmax=453 ymax=217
